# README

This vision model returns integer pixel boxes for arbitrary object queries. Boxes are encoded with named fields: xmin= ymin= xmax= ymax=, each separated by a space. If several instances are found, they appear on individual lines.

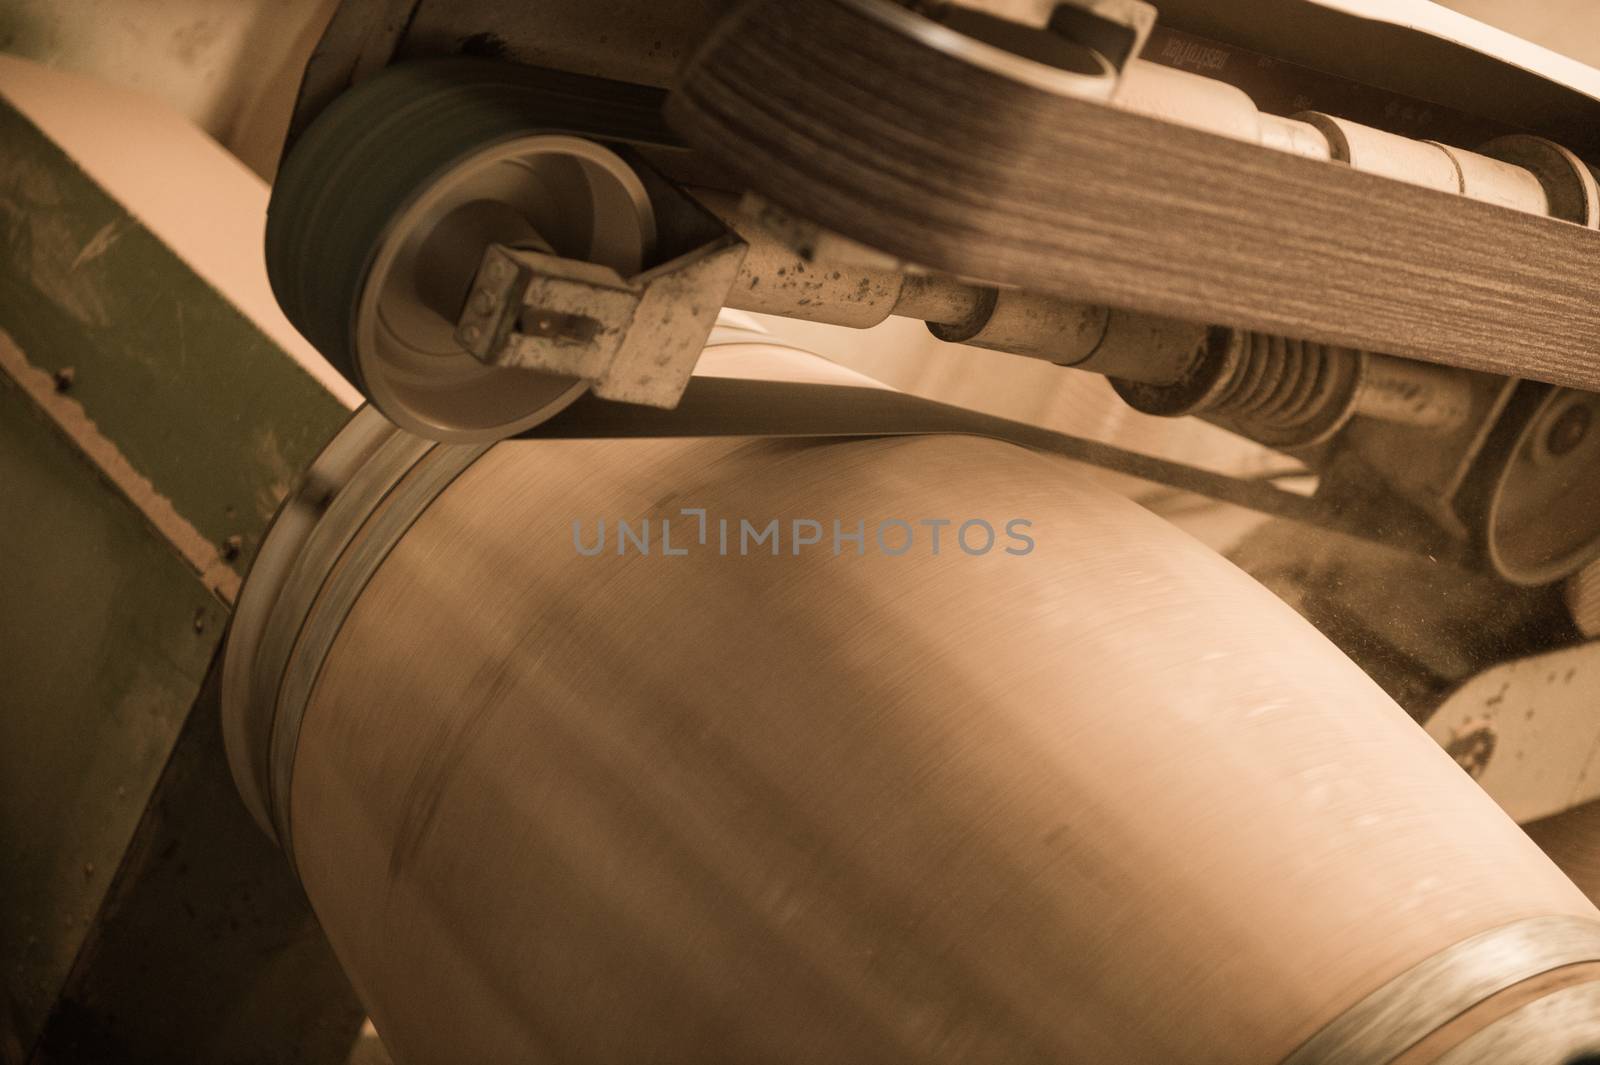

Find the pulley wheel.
xmin=1470 ymin=384 xmax=1600 ymax=586
xmin=267 ymin=60 xmax=657 ymax=441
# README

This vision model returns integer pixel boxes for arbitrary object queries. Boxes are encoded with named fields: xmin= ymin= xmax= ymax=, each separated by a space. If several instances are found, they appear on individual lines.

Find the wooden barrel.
xmin=225 ymin=356 xmax=1600 ymax=1064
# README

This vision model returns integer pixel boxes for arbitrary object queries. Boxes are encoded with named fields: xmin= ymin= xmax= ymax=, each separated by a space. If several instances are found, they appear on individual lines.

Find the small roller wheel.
xmin=1463 ymin=383 xmax=1600 ymax=585
xmin=267 ymin=59 xmax=657 ymax=442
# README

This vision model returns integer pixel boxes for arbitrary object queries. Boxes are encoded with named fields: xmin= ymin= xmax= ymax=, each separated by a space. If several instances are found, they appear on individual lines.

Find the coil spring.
xmin=1112 ymin=327 xmax=1366 ymax=449
xmin=1203 ymin=332 xmax=1359 ymax=433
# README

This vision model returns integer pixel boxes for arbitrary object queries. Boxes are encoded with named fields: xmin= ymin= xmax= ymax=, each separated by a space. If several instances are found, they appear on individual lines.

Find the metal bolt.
xmin=192 ymin=608 xmax=207 ymax=634
xmin=53 ymin=366 xmax=75 ymax=392
xmin=471 ymin=288 xmax=498 ymax=315
xmin=486 ymin=260 xmax=510 ymax=283
xmin=461 ymin=324 xmax=483 ymax=344
xmin=221 ymin=534 xmax=244 ymax=561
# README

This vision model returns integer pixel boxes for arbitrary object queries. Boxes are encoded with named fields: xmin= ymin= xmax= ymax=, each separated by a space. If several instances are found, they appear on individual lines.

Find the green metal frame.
xmin=0 ymin=90 xmax=358 ymax=1060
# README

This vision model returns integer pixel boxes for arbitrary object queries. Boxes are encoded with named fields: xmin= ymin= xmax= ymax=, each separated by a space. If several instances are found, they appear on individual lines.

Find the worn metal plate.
xmin=0 ymin=101 xmax=348 ymax=587
xmin=0 ymin=376 xmax=222 ymax=1052
xmin=1426 ymin=641 xmax=1600 ymax=824
xmin=0 ymin=67 xmax=359 ymax=1059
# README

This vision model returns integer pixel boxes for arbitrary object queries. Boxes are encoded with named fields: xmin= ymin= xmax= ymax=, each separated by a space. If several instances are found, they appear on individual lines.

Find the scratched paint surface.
xmin=0 ymin=378 xmax=225 ymax=1052
xmin=0 ymin=95 xmax=350 ymax=1053
xmin=0 ymin=101 xmax=348 ymax=582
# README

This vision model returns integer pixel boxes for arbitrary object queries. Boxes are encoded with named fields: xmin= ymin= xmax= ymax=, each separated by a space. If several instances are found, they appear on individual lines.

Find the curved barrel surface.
xmin=259 ymin=418 xmax=1596 ymax=1063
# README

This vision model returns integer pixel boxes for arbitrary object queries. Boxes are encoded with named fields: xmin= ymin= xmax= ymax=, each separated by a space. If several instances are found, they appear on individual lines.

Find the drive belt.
xmin=521 ymin=371 xmax=1423 ymax=555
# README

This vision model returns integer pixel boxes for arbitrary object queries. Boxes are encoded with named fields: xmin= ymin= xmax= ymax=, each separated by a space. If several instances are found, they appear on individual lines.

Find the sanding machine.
xmin=29 ymin=0 xmax=1600 ymax=1060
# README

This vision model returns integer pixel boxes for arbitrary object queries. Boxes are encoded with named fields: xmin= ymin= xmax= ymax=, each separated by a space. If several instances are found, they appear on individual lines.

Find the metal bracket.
xmin=1341 ymin=371 xmax=1520 ymax=540
xmin=456 ymin=248 xmax=640 ymax=375
xmin=455 ymin=168 xmax=748 ymax=410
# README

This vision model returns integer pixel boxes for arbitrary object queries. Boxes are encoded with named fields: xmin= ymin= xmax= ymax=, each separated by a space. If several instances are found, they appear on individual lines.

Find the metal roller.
xmin=224 ymin=339 xmax=1600 ymax=1063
